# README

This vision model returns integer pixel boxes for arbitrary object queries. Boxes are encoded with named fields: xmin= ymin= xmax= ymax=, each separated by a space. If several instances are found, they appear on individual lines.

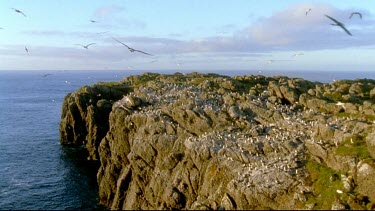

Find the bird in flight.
xmin=42 ymin=74 xmax=52 ymax=77
xmin=112 ymin=37 xmax=153 ymax=56
xmin=325 ymin=14 xmax=352 ymax=36
xmin=0 ymin=27 xmax=3 ymax=30
xmin=11 ymin=8 xmax=26 ymax=17
xmin=349 ymin=12 xmax=362 ymax=19
xmin=305 ymin=8 xmax=312 ymax=16
xmin=90 ymin=20 xmax=98 ymax=23
xmin=292 ymin=52 xmax=304 ymax=57
xmin=96 ymin=31 xmax=109 ymax=35
xmin=75 ymin=43 xmax=96 ymax=49
xmin=25 ymin=46 xmax=29 ymax=53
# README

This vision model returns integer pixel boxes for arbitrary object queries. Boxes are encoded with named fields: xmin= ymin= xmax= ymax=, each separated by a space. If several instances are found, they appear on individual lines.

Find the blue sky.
xmin=1 ymin=0 xmax=375 ymax=71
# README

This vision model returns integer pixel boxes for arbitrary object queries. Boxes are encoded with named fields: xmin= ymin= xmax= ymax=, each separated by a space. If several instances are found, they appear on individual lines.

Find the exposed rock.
xmin=60 ymin=73 xmax=375 ymax=210
xmin=60 ymin=82 xmax=132 ymax=160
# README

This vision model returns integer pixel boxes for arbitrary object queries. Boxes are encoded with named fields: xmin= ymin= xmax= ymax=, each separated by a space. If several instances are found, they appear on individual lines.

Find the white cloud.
xmin=93 ymin=5 xmax=125 ymax=18
xmin=245 ymin=3 xmax=375 ymax=50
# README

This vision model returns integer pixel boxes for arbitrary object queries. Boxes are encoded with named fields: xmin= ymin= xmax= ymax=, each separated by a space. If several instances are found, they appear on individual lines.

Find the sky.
xmin=1 ymin=0 xmax=375 ymax=72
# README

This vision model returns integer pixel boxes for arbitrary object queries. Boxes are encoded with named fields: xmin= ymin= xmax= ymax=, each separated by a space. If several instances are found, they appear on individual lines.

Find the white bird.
xmin=292 ymin=52 xmax=304 ymax=57
xmin=268 ymin=59 xmax=294 ymax=64
xmin=75 ymin=43 xmax=96 ymax=49
xmin=96 ymin=31 xmax=109 ymax=35
xmin=65 ymin=80 xmax=71 ymax=84
xmin=112 ymin=37 xmax=153 ymax=56
xmin=11 ymin=8 xmax=26 ymax=17
xmin=305 ymin=8 xmax=312 ymax=16
xmin=349 ymin=12 xmax=362 ymax=19
xmin=336 ymin=101 xmax=346 ymax=109
xmin=325 ymin=14 xmax=352 ymax=36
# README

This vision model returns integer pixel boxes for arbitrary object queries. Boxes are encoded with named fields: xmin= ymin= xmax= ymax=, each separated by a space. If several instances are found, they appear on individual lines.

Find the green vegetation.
xmin=335 ymin=112 xmax=375 ymax=122
xmin=305 ymin=159 xmax=343 ymax=209
xmin=336 ymin=134 xmax=371 ymax=160
xmin=97 ymin=81 xmax=123 ymax=87
xmin=125 ymin=72 xmax=161 ymax=87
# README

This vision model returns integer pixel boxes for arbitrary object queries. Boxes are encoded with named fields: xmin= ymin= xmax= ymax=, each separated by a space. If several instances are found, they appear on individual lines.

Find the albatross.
xmin=112 ymin=37 xmax=153 ymax=56
xmin=11 ymin=8 xmax=26 ymax=17
xmin=325 ymin=14 xmax=352 ymax=36
xmin=75 ymin=43 xmax=96 ymax=49
xmin=349 ymin=12 xmax=362 ymax=19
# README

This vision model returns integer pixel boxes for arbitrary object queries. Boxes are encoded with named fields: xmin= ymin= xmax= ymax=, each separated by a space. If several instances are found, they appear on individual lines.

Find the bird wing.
xmin=134 ymin=49 xmax=153 ymax=56
xmin=86 ymin=43 xmax=96 ymax=47
xmin=338 ymin=25 xmax=352 ymax=36
xmin=325 ymin=15 xmax=341 ymax=25
xmin=75 ymin=44 xmax=84 ymax=47
xmin=353 ymin=12 xmax=362 ymax=19
xmin=112 ymin=37 xmax=131 ymax=49
xmin=20 ymin=11 xmax=26 ymax=17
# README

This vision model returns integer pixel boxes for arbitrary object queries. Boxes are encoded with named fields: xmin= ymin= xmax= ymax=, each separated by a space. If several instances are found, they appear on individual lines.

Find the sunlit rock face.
xmin=61 ymin=72 xmax=375 ymax=210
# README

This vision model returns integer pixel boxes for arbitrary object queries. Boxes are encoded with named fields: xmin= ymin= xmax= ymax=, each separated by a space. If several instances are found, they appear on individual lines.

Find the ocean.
xmin=0 ymin=69 xmax=374 ymax=210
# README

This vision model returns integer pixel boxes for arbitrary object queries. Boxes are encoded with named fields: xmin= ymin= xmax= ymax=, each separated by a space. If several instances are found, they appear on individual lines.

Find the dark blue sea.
xmin=0 ymin=69 xmax=374 ymax=210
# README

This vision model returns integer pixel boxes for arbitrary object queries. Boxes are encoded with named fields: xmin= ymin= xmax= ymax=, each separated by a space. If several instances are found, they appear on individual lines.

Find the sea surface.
xmin=0 ymin=69 xmax=374 ymax=210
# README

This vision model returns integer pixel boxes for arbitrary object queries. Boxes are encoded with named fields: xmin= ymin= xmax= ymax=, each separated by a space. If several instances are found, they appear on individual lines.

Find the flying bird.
xmin=349 ymin=12 xmax=362 ymax=19
xmin=293 ymin=52 xmax=304 ymax=57
xmin=96 ymin=31 xmax=109 ymax=35
xmin=268 ymin=59 xmax=294 ymax=64
xmin=305 ymin=8 xmax=312 ymax=16
xmin=90 ymin=20 xmax=98 ymax=23
xmin=25 ymin=46 xmax=29 ymax=53
xmin=0 ymin=27 xmax=3 ymax=30
xmin=11 ymin=8 xmax=26 ymax=17
xmin=325 ymin=14 xmax=352 ymax=36
xmin=112 ymin=37 xmax=153 ymax=56
xmin=75 ymin=43 xmax=96 ymax=49
xmin=42 ymin=74 xmax=52 ymax=77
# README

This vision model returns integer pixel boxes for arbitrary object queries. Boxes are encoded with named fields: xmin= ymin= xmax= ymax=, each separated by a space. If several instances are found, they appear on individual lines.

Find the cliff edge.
xmin=60 ymin=72 xmax=375 ymax=210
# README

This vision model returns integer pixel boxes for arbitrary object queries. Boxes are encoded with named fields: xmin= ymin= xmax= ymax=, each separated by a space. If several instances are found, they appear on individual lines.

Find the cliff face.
xmin=60 ymin=72 xmax=375 ymax=210
xmin=60 ymin=82 xmax=132 ymax=160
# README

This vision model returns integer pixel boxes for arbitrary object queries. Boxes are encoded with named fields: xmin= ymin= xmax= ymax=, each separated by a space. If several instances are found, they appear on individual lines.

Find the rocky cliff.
xmin=60 ymin=72 xmax=375 ymax=210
